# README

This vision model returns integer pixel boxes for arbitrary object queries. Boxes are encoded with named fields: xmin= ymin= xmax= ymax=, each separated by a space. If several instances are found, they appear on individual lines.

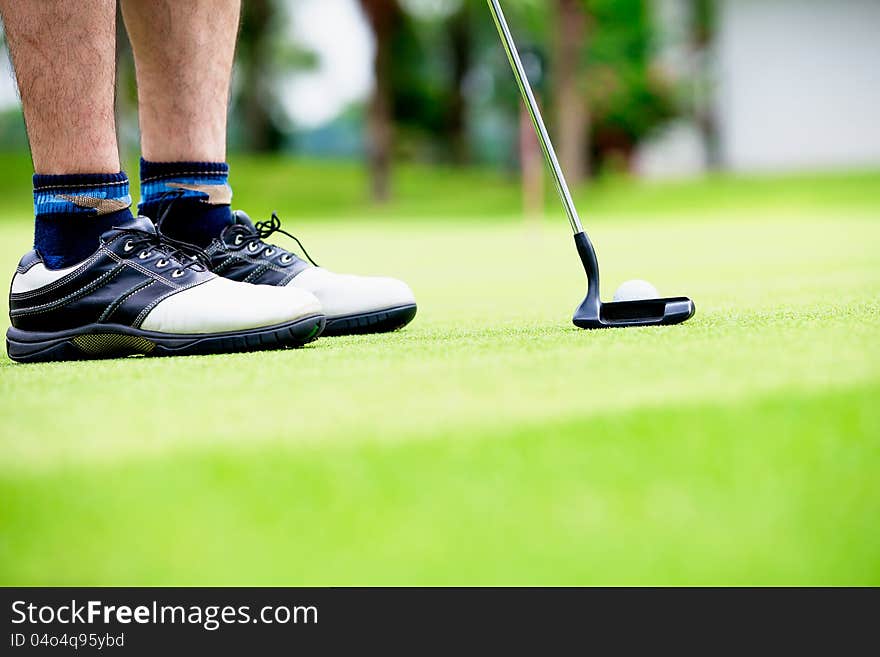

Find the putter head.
xmin=572 ymin=232 xmax=696 ymax=329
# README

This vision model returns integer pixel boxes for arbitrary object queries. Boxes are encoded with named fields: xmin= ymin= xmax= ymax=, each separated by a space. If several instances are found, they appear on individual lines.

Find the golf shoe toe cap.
xmin=286 ymin=267 xmax=416 ymax=318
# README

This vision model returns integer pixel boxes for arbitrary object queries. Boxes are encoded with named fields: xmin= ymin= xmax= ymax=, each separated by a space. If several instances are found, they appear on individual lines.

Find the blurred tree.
xmin=237 ymin=0 xmax=316 ymax=153
xmin=584 ymin=0 xmax=674 ymax=171
xmin=237 ymin=0 xmax=283 ymax=152
xmin=116 ymin=1 xmax=314 ymax=155
xmin=387 ymin=10 xmax=446 ymax=157
xmin=360 ymin=0 xmax=466 ymax=199
xmin=483 ymin=0 xmax=673 ymax=176
xmin=446 ymin=1 xmax=473 ymax=163
xmin=553 ymin=0 xmax=589 ymax=182
xmin=691 ymin=0 xmax=719 ymax=168
xmin=360 ymin=0 xmax=403 ymax=202
xmin=388 ymin=1 xmax=470 ymax=163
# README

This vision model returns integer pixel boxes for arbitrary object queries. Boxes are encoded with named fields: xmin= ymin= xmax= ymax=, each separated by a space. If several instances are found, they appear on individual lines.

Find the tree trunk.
xmin=238 ymin=0 xmax=274 ymax=152
xmin=360 ymin=0 xmax=398 ymax=203
xmin=691 ymin=0 xmax=720 ymax=169
xmin=553 ymin=0 xmax=589 ymax=182
xmin=447 ymin=4 xmax=471 ymax=164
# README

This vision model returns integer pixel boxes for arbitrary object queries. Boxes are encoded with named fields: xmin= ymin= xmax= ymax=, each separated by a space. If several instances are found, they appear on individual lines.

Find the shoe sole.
xmin=5 ymin=315 xmax=325 ymax=364
xmin=322 ymin=304 xmax=418 ymax=337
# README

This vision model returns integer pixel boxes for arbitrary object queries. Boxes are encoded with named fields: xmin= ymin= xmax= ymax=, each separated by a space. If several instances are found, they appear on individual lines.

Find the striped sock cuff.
xmin=139 ymin=159 xmax=232 ymax=210
xmin=34 ymin=172 xmax=132 ymax=218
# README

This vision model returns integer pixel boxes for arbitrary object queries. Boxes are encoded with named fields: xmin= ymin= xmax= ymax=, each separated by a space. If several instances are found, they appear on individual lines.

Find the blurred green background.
xmin=0 ymin=0 xmax=879 ymax=585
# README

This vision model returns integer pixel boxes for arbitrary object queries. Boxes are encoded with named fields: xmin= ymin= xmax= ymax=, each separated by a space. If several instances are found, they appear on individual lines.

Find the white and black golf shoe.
xmin=6 ymin=216 xmax=325 ymax=363
xmin=202 ymin=211 xmax=417 ymax=336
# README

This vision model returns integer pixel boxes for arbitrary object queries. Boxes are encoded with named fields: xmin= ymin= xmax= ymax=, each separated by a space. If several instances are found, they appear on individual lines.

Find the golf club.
xmin=487 ymin=0 xmax=696 ymax=329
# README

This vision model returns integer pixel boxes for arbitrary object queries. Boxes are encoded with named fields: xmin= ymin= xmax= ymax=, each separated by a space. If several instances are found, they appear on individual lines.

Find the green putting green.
xmin=1 ymin=163 xmax=878 ymax=585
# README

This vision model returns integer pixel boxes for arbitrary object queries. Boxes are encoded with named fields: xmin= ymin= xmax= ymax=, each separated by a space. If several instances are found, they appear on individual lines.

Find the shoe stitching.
xmin=133 ymin=277 xmax=212 ymax=329
xmin=203 ymin=241 xmax=224 ymax=257
xmin=10 ymin=264 xmax=126 ymax=317
xmin=279 ymin=269 xmax=303 ymax=286
xmin=10 ymin=250 xmax=105 ymax=300
xmin=16 ymin=253 xmax=43 ymax=275
xmin=243 ymin=263 xmax=271 ymax=283
xmin=219 ymin=246 xmax=294 ymax=275
xmin=98 ymin=279 xmax=155 ymax=324
xmin=210 ymin=256 xmax=236 ymax=275
xmin=221 ymin=255 xmax=265 ymax=279
xmin=105 ymin=248 xmax=184 ymax=288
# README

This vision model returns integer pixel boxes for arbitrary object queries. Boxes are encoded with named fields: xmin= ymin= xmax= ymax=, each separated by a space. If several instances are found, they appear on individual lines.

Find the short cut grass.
xmin=1 ymin=158 xmax=878 ymax=585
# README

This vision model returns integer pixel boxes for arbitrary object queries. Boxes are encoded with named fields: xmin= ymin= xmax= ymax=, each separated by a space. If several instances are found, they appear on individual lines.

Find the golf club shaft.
xmin=487 ymin=0 xmax=584 ymax=235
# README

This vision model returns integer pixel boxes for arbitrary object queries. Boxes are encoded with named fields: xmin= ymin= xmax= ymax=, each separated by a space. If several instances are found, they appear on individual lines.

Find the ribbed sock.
xmin=138 ymin=159 xmax=234 ymax=247
xmin=33 ymin=172 xmax=134 ymax=269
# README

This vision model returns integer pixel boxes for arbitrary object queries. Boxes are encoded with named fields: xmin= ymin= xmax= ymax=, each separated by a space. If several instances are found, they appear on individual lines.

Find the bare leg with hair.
xmin=0 ymin=0 xmax=120 ymax=174
xmin=0 ymin=0 xmax=132 ymax=270
xmin=120 ymin=0 xmax=241 ymax=163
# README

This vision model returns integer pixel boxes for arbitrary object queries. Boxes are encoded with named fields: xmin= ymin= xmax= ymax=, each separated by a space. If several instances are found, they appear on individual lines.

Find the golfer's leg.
xmin=120 ymin=0 xmax=239 ymax=244
xmin=120 ymin=0 xmax=239 ymax=163
xmin=0 ymin=0 xmax=120 ymax=174
xmin=0 ymin=0 xmax=134 ymax=269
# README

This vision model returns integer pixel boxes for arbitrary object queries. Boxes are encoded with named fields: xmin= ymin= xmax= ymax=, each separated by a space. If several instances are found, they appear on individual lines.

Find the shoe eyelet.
xmin=123 ymin=240 xmax=135 ymax=252
xmin=247 ymin=242 xmax=260 ymax=253
xmin=264 ymin=248 xmax=275 ymax=257
xmin=156 ymin=259 xmax=169 ymax=269
xmin=139 ymin=251 xmax=152 ymax=260
xmin=172 ymin=269 xmax=185 ymax=279
xmin=280 ymin=254 xmax=293 ymax=264
xmin=234 ymin=235 xmax=244 ymax=246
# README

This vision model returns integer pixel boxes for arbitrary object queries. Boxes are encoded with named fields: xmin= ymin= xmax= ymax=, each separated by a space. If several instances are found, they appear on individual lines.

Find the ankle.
xmin=33 ymin=172 xmax=134 ymax=269
xmin=138 ymin=159 xmax=234 ymax=247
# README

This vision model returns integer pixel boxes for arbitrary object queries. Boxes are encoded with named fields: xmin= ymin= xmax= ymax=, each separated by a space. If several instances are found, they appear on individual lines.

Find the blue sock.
xmin=34 ymin=172 xmax=134 ymax=270
xmin=139 ymin=159 xmax=234 ymax=247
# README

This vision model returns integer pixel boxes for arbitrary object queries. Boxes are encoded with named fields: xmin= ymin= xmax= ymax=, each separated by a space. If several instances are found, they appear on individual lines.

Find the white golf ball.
xmin=613 ymin=279 xmax=660 ymax=302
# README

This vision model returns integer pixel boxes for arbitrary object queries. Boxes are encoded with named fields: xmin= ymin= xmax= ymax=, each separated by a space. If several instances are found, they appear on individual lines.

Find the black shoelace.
xmin=144 ymin=188 xmax=317 ymax=269
xmin=234 ymin=212 xmax=320 ymax=267
xmin=142 ymin=188 xmax=212 ymax=269
xmin=119 ymin=227 xmax=210 ymax=273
